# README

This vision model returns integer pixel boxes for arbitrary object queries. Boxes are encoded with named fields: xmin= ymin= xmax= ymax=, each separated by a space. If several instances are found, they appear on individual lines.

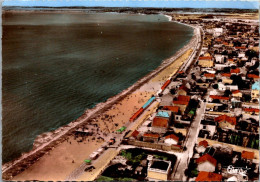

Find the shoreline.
xmin=2 ymin=13 xmax=198 ymax=180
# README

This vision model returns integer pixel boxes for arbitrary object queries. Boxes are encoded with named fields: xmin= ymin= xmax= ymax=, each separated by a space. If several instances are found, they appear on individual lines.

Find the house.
xmin=130 ymin=130 xmax=140 ymax=140
xmin=241 ymin=150 xmax=254 ymax=161
xmin=213 ymin=28 xmax=223 ymax=37
xmin=143 ymin=133 xmax=160 ymax=143
xmin=218 ymin=83 xmax=238 ymax=91
xmin=232 ymin=90 xmax=242 ymax=98
xmin=215 ymin=54 xmax=225 ymax=63
xmin=214 ymin=115 xmax=236 ymax=129
xmin=196 ymin=154 xmax=217 ymax=172
xmin=177 ymin=85 xmax=189 ymax=96
xmin=221 ymin=73 xmax=231 ymax=78
xmin=243 ymin=108 xmax=259 ymax=115
xmin=147 ymin=159 xmax=171 ymax=181
xmin=251 ymin=81 xmax=259 ymax=102
xmin=173 ymin=95 xmax=191 ymax=114
xmin=204 ymin=73 xmax=215 ymax=80
xmin=196 ymin=171 xmax=222 ymax=181
xmin=197 ymin=140 xmax=208 ymax=154
xmin=230 ymin=68 xmax=240 ymax=75
xmin=209 ymin=95 xmax=229 ymax=104
xmin=163 ymin=106 xmax=179 ymax=114
xmin=156 ymin=110 xmax=171 ymax=119
xmin=164 ymin=134 xmax=179 ymax=145
xmin=151 ymin=117 xmax=169 ymax=133
xmin=198 ymin=57 xmax=214 ymax=68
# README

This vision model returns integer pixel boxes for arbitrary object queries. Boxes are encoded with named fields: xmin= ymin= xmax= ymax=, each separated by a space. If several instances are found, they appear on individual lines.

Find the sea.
xmin=2 ymin=12 xmax=193 ymax=163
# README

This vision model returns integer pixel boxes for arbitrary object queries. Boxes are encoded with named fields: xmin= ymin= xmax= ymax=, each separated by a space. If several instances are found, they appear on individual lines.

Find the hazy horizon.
xmin=3 ymin=0 xmax=259 ymax=10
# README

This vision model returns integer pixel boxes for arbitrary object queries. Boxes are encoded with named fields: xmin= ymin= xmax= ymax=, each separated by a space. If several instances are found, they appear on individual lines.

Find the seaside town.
xmin=2 ymin=10 xmax=259 ymax=182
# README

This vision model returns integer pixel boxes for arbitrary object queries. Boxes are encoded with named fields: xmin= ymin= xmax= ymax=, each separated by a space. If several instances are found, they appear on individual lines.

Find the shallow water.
xmin=2 ymin=12 xmax=193 ymax=163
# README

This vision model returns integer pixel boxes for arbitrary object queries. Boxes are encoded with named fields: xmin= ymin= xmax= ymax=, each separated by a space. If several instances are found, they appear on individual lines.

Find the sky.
xmin=2 ymin=0 xmax=259 ymax=9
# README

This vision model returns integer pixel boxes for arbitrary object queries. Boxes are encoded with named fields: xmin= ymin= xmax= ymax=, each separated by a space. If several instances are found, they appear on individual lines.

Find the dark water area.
xmin=2 ymin=12 xmax=193 ymax=163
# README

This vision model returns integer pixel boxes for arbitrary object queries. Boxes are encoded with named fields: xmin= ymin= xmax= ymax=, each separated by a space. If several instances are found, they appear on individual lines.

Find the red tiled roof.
xmin=231 ymin=68 xmax=240 ymax=74
xmin=247 ymin=74 xmax=260 ymax=79
xmin=179 ymin=85 xmax=189 ymax=92
xmin=198 ymin=140 xmax=208 ymax=148
xmin=216 ymin=38 xmax=222 ymax=42
xmin=143 ymin=133 xmax=159 ymax=138
xmin=235 ymin=46 xmax=246 ymax=49
xmin=228 ymin=59 xmax=234 ymax=62
xmin=243 ymin=108 xmax=259 ymax=113
xmin=222 ymin=42 xmax=229 ymax=45
xmin=152 ymin=117 xmax=169 ymax=128
xmin=178 ymin=95 xmax=191 ymax=102
xmin=131 ymin=130 xmax=139 ymax=138
xmin=232 ymin=90 xmax=241 ymax=94
xmin=179 ymin=71 xmax=184 ymax=74
xmin=173 ymin=100 xmax=189 ymax=105
xmin=210 ymin=95 xmax=229 ymax=101
xmin=214 ymin=115 xmax=236 ymax=125
xmin=221 ymin=73 xmax=231 ymax=77
xmin=204 ymin=73 xmax=215 ymax=78
xmin=241 ymin=151 xmax=254 ymax=160
xmin=163 ymin=106 xmax=179 ymax=113
xmin=199 ymin=56 xmax=213 ymax=60
xmin=196 ymin=154 xmax=217 ymax=167
xmin=165 ymin=134 xmax=179 ymax=141
xmin=196 ymin=171 xmax=222 ymax=182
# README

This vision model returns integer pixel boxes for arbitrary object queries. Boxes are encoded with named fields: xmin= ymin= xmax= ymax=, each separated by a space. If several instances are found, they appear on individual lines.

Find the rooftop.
xmin=150 ymin=160 xmax=170 ymax=171
xmin=196 ymin=154 xmax=217 ymax=166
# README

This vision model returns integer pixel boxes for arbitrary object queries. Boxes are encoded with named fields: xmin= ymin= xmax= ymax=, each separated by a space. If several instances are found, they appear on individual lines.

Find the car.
xmin=85 ymin=166 xmax=95 ymax=172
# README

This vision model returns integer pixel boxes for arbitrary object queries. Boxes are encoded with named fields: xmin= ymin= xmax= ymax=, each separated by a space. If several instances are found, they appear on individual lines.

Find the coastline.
xmin=2 ymin=13 xmax=199 ymax=180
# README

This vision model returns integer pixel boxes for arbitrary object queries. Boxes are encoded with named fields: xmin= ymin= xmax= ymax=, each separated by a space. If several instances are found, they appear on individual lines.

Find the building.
xmin=147 ymin=159 xmax=171 ymax=181
xmin=143 ymin=133 xmax=159 ymax=143
xmin=241 ymin=150 xmax=254 ymax=162
xmin=163 ymin=106 xmax=179 ymax=114
xmin=214 ymin=115 xmax=236 ymax=129
xmin=247 ymin=74 xmax=260 ymax=81
xmin=196 ymin=171 xmax=222 ymax=181
xmin=230 ymin=68 xmax=240 ymax=75
xmin=243 ymin=108 xmax=259 ymax=115
xmin=204 ymin=73 xmax=215 ymax=80
xmin=213 ymin=28 xmax=223 ymax=37
xmin=215 ymin=54 xmax=225 ymax=63
xmin=198 ymin=56 xmax=214 ymax=68
xmin=197 ymin=140 xmax=208 ymax=154
xmin=232 ymin=90 xmax=242 ymax=99
xmin=151 ymin=117 xmax=169 ymax=133
xmin=251 ymin=81 xmax=259 ymax=102
xmin=209 ymin=95 xmax=229 ymax=104
xmin=173 ymin=95 xmax=191 ymax=114
xmin=164 ymin=134 xmax=179 ymax=145
xmin=196 ymin=154 xmax=217 ymax=172
xmin=177 ymin=85 xmax=189 ymax=96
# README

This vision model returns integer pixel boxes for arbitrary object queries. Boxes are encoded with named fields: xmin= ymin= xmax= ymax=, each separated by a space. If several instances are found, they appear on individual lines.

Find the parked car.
xmin=84 ymin=166 xmax=95 ymax=172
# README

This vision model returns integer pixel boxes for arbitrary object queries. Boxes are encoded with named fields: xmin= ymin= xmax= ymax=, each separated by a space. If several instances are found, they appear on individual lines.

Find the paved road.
xmin=171 ymin=92 xmax=209 ymax=181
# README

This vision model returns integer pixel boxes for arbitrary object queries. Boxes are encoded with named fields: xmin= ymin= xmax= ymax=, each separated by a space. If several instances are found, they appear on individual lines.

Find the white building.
xmin=215 ymin=54 xmax=225 ymax=64
xmin=213 ymin=28 xmax=223 ymax=37
xmin=196 ymin=154 xmax=217 ymax=172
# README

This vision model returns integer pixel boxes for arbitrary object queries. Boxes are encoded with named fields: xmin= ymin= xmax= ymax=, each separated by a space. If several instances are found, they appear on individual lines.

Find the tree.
xmin=243 ymin=94 xmax=251 ymax=102
xmin=213 ymin=84 xmax=219 ymax=89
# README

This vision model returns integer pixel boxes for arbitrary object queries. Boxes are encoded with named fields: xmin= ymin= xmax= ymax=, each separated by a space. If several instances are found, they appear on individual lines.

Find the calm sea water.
xmin=2 ymin=12 xmax=193 ymax=163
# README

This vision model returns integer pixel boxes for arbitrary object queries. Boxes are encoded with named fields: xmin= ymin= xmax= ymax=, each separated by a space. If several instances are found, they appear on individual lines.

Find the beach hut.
xmin=116 ymin=126 xmax=126 ymax=133
xmin=84 ymin=159 xmax=92 ymax=165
